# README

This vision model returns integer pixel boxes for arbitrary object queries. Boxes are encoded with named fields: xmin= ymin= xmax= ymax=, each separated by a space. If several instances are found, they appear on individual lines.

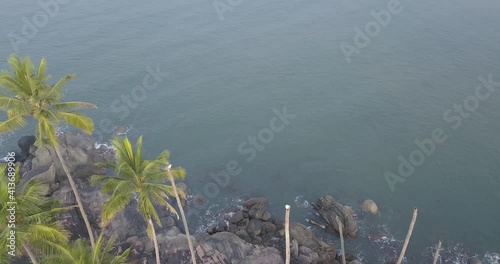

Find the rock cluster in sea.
xmin=207 ymin=197 xmax=365 ymax=264
xmin=8 ymin=133 xmax=366 ymax=263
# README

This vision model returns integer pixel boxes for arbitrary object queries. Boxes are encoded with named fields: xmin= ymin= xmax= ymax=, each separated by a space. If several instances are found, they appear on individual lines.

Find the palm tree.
xmin=0 ymin=164 xmax=70 ymax=264
xmin=40 ymin=233 xmax=130 ymax=264
xmin=164 ymin=164 xmax=196 ymax=264
xmin=91 ymin=136 xmax=185 ymax=264
xmin=0 ymin=55 xmax=97 ymax=248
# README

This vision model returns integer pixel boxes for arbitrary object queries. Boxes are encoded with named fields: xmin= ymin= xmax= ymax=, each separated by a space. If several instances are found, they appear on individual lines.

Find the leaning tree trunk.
xmin=22 ymin=242 xmax=39 ymax=264
xmin=167 ymin=169 xmax=197 ymax=264
xmin=148 ymin=218 xmax=161 ymax=264
xmin=54 ymin=146 xmax=96 ymax=249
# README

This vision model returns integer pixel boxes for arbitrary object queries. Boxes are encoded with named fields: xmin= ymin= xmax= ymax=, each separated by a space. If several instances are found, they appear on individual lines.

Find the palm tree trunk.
xmin=54 ymin=146 xmax=96 ymax=249
xmin=336 ymin=216 xmax=346 ymax=264
xmin=285 ymin=205 xmax=291 ymax=264
xmin=167 ymin=169 xmax=196 ymax=264
xmin=22 ymin=242 xmax=39 ymax=264
xmin=432 ymin=240 xmax=442 ymax=264
xmin=396 ymin=208 xmax=418 ymax=264
xmin=148 ymin=218 xmax=161 ymax=264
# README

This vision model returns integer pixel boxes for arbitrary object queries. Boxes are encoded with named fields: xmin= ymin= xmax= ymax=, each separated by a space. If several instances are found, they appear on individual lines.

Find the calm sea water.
xmin=1 ymin=0 xmax=499 ymax=262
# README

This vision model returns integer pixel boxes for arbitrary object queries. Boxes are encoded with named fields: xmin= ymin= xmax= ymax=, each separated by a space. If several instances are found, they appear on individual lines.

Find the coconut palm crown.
xmin=91 ymin=136 xmax=186 ymax=263
xmin=0 ymin=164 xmax=70 ymax=264
xmin=0 ymin=54 xmax=96 ymax=146
xmin=0 ymin=54 xmax=98 ymax=248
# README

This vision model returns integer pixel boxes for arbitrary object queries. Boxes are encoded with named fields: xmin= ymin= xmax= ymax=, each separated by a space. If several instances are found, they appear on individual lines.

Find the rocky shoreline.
xmin=4 ymin=133 xmax=490 ymax=264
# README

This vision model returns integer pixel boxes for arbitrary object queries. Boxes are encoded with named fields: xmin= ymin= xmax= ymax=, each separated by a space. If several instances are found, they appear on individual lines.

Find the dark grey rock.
xmin=230 ymin=211 xmax=244 ymax=223
xmin=263 ymin=222 xmax=277 ymax=233
xmin=235 ymin=230 xmax=252 ymax=243
xmin=468 ymin=257 xmax=483 ymax=264
xmin=216 ymin=219 xmax=227 ymax=232
xmin=243 ymin=197 xmax=267 ymax=210
xmin=313 ymin=195 xmax=358 ymax=237
xmin=18 ymin=136 xmax=36 ymax=152
xmin=248 ymin=219 xmax=263 ymax=236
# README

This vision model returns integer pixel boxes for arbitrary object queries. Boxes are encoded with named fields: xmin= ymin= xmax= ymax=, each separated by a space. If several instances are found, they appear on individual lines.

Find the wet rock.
xmin=236 ymin=230 xmax=252 ymax=243
xmin=21 ymin=164 xmax=58 ymax=194
xmin=161 ymin=216 xmax=175 ymax=228
xmin=289 ymin=222 xmax=336 ymax=263
xmin=29 ymin=132 xmax=114 ymax=181
xmin=361 ymin=199 xmax=378 ymax=215
xmin=230 ymin=211 xmax=244 ymax=223
xmin=126 ymin=236 xmax=144 ymax=257
xmin=166 ymin=227 xmax=181 ymax=237
xmin=18 ymin=135 xmax=36 ymax=152
xmin=160 ymin=232 xmax=283 ymax=264
xmin=263 ymin=222 xmax=277 ymax=233
xmin=216 ymin=219 xmax=227 ymax=232
xmin=261 ymin=210 xmax=272 ymax=221
xmin=207 ymin=225 xmax=217 ymax=235
xmin=240 ymin=247 xmax=284 ymax=264
xmin=228 ymin=222 xmax=238 ymax=232
xmin=291 ymin=239 xmax=299 ymax=258
xmin=297 ymin=255 xmax=312 ymax=264
xmin=468 ymin=257 xmax=483 ymax=264
xmin=248 ymin=219 xmax=263 ymax=235
xmin=243 ymin=197 xmax=267 ymax=210
xmin=313 ymin=195 xmax=358 ymax=237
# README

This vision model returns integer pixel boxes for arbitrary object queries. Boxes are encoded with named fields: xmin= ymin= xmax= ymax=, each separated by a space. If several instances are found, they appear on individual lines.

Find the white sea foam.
xmin=294 ymin=195 xmax=310 ymax=208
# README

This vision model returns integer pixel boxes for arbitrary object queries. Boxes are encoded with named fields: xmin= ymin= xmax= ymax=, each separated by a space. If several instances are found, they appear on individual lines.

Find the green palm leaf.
xmin=0 ymin=114 xmax=27 ymax=134
xmin=53 ymin=101 xmax=97 ymax=111
xmin=56 ymin=111 xmax=94 ymax=134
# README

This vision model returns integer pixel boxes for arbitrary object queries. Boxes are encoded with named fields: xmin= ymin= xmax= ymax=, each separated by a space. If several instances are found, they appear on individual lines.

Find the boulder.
xmin=243 ymin=197 xmax=267 ymax=210
xmin=361 ymin=199 xmax=378 ymax=215
xmin=313 ymin=195 xmax=358 ymax=237
xmin=21 ymin=165 xmax=58 ymax=194
xmin=468 ymin=257 xmax=483 ymax=264
xmin=289 ymin=222 xmax=336 ymax=263
xmin=248 ymin=219 xmax=263 ymax=236
xmin=29 ymin=133 xmax=114 ymax=181
xmin=230 ymin=211 xmax=244 ymax=224
xmin=240 ymin=247 xmax=284 ymax=264
xmin=18 ymin=135 xmax=36 ymax=153
xmin=160 ymin=232 xmax=283 ymax=264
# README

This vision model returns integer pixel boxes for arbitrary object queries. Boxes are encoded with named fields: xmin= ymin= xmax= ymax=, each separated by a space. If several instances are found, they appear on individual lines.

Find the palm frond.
xmin=138 ymin=193 xmax=161 ymax=226
xmin=0 ymin=93 xmax=30 ymax=113
xmin=35 ymin=117 xmax=57 ymax=147
xmin=52 ymin=101 xmax=97 ymax=111
xmin=101 ymin=181 xmax=134 ymax=226
xmin=0 ymin=114 xmax=27 ymax=134
xmin=155 ymin=150 xmax=170 ymax=166
xmin=42 ymin=74 xmax=76 ymax=103
xmin=134 ymin=136 xmax=143 ymax=172
xmin=170 ymin=167 xmax=186 ymax=180
xmin=56 ymin=111 xmax=94 ymax=134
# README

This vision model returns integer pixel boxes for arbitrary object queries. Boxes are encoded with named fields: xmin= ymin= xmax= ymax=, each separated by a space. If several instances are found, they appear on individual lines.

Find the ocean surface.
xmin=1 ymin=0 xmax=499 ymax=263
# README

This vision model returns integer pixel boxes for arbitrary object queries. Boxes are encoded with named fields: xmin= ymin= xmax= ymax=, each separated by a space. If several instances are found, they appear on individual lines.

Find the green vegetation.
xmin=91 ymin=136 xmax=186 ymax=264
xmin=41 ymin=234 xmax=130 ymax=264
xmin=0 ymin=54 xmax=98 ymax=248
xmin=0 ymin=165 xmax=69 ymax=264
xmin=0 ymin=55 xmax=195 ymax=263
